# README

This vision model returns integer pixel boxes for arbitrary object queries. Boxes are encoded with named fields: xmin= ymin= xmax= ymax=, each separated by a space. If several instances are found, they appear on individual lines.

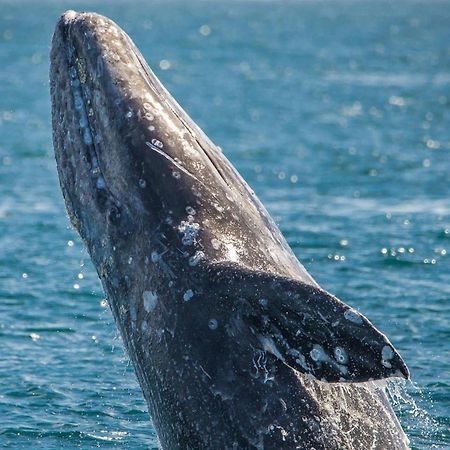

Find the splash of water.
xmin=385 ymin=380 xmax=446 ymax=449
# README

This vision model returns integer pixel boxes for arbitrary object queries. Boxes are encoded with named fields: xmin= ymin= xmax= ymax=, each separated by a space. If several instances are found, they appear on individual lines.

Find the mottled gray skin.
xmin=50 ymin=11 xmax=410 ymax=450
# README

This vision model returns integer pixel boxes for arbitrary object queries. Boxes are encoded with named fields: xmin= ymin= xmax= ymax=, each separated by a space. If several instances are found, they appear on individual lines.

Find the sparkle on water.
xmin=0 ymin=0 xmax=448 ymax=449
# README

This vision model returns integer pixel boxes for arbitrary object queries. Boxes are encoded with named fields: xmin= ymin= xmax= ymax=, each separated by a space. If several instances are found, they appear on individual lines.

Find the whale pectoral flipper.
xmin=208 ymin=264 xmax=409 ymax=383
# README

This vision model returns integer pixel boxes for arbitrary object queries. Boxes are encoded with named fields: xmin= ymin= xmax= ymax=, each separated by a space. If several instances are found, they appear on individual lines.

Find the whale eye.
xmin=108 ymin=204 xmax=121 ymax=224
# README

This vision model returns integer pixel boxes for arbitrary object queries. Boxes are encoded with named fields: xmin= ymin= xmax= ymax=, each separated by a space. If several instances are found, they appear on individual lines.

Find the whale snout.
xmin=50 ymin=10 xmax=236 ymax=237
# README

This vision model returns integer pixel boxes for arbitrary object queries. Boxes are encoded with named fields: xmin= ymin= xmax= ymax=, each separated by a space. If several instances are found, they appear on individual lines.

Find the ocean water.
xmin=0 ymin=0 xmax=449 ymax=448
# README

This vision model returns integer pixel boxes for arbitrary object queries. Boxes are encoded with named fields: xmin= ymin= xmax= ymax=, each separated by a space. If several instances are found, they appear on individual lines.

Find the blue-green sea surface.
xmin=0 ymin=0 xmax=449 ymax=449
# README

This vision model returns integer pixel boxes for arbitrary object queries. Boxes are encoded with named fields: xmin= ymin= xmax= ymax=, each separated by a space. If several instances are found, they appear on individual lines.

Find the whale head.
xmin=51 ymin=11 xmax=225 ymax=265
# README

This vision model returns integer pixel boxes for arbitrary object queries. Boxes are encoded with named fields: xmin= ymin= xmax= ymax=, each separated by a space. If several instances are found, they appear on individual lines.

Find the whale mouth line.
xmin=60 ymin=18 xmax=125 ymax=207
xmin=67 ymin=43 xmax=108 ymax=192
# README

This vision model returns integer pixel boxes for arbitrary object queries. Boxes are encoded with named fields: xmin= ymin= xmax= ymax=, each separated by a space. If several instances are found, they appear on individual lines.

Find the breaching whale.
xmin=50 ymin=11 xmax=410 ymax=450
